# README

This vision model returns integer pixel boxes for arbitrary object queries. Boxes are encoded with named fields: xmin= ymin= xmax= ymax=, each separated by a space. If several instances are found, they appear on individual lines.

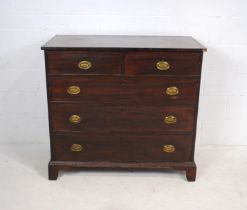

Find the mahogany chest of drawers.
xmin=41 ymin=35 xmax=206 ymax=181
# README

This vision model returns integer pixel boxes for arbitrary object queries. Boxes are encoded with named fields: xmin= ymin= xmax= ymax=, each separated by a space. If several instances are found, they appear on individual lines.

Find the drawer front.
xmin=51 ymin=133 xmax=194 ymax=162
xmin=50 ymin=103 xmax=196 ymax=133
xmin=46 ymin=51 xmax=122 ymax=75
xmin=122 ymin=77 xmax=199 ymax=105
xmin=48 ymin=76 xmax=199 ymax=105
xmin=48 ymin=76 xmax=123 ymax=104
xmin=125 ymin=52 xmax=202 ymax=76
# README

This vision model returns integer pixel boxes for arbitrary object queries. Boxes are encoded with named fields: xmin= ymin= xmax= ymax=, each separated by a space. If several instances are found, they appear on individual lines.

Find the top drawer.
xmin=125 ymin=51 xmax=202 ymax=76
xmin=46 ymin=51 xmax=122 ymax=75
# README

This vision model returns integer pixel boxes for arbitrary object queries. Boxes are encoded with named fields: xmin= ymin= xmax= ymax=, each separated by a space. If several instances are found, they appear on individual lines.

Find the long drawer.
xmin=48 ymin=76 xmax=200 ymax=105
xmin=51 ymin=133 xmax=194 ymax=162
xmin=50 ymin=103 xmax=196 ymax=133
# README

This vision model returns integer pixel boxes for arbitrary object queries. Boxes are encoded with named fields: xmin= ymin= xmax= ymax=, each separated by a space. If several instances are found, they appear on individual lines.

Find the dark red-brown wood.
xmin=42 ymin=35 xmax=206 ymax=181
xmin=125 ymin=51 xmax=202 ymax=76
xmin=51 ymin=133 xmax=194 ymax=162
xmin=50 ymin=103 xmax=196 ymax=133
xmin=41 ymin=35 xmax=206 ymax=51
xmin=48 ymin=76 xmax=200 ymax=105
xmin=46 ymin=51 xmax=122 ymax=75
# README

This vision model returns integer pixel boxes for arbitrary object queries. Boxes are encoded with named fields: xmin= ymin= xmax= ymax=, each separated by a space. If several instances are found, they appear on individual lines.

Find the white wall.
xmin=0 ymin=0 xmax=247 ymax=145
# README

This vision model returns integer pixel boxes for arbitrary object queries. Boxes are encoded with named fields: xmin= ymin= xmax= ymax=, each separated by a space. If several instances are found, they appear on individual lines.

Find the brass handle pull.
xmin=163 ymin=145 xmax=175 ymax=153
xmin=69 ymin=115 xmax=81 ymax=124
xmin=70 ymin=144 xmax=83 ymax=152
xmin=67 ymin=86 xmax=80 ymax=95
xmin=164 ymin=115 xmax=177 ymax=124
xmin=156 ymin=61 xmax=170 ymax=71
xmin=166 ymin=86 xmax=179 ymax=96
xmin=78 ymin=60 xmax=92 ymax=70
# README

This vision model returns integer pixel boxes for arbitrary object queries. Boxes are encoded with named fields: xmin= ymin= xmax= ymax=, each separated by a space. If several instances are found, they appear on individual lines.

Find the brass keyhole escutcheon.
xmin=164 ymin=115 xmax=177 ymax=124
xmin=70 ymin=144 xmax=83 ymax=152
xmin=67 ymin=86 xmax=80 ymax=95
xmin=69 ymin=115 xmax=82 ymax=124
xmin=166 ymin=86 xmax=179 ymax=96
xmin=78 ymin=60 xmax=92 ymax=70
xmin=156 ymin=61 xmax=170 ymax=71
xmin=163 ymin=145 xmax=175 ymax=153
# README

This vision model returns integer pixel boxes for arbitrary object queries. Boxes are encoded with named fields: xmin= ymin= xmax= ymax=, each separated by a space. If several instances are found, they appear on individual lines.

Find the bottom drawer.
xmin=51 ymin=133 xmax=194 ymax=162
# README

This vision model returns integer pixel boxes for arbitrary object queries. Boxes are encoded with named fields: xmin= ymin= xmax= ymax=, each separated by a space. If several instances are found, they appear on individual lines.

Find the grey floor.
xmin=0 ymin=143 xmax=246 ymax=210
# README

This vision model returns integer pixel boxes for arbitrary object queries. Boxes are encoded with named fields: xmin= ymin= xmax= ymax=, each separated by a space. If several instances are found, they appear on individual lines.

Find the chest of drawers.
xmin=41 ymin=35 xmax=206 ymax=181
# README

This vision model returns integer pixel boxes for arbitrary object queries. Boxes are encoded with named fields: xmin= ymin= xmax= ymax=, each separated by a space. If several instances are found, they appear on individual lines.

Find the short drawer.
xmin=51 ymin=133 xmax=194 ymax=162
xmin=125 ymin=51 xmax=202 ymax=76
xmin=48 ymin=76 xmax=200 ymax=105
xmin=50 ymin=103 xmax=196 ymax=133
xmin=46 ymin=51 xmax=122 ymax=75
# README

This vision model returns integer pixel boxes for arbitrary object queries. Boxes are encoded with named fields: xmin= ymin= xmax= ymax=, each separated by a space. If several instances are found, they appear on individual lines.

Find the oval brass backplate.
xmin=78 ymin=60 xmax=92 ymax=70
xmin=70 ymin=144 xmax=83 ymax=152
xmin=67 ymin=86 xmax=80 ymax=95
xmin=163 ymin=145 xmax=175 ymax=153
xmin=156 ymin=61 xmax=170 ymax=71
xmin=166 ymin=86 xmax=179 ymax=96
xmin=164 ymin=115 xmax=177 ymax=124
xmin=69 ymin=115 xmax=82 ymax=124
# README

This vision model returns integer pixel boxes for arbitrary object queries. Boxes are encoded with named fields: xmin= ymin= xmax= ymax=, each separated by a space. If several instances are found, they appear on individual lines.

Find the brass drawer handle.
xmin=67 ymin=86 xmax=80 ymax=95
xmin=70 ymin=144 xmax=83 ymax=152
xmin=163 ymin=145 xmax=175 ymax=153
xmin=166 ymin=86 xmax=179 ymax=96
xmin=164 ymin=115 xmax=177 ymax=124
xmin=78 ymin=60 xmax=92 ymax=70
xmin=69 ymin=115 xmax=81 ymax=124
xmin=156 ymin=61 xmax=170 ymax=71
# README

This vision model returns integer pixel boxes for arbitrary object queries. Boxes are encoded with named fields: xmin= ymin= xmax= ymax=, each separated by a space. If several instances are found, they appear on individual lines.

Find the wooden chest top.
xmin=41 ymin=35 xmax=206 ymax=51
